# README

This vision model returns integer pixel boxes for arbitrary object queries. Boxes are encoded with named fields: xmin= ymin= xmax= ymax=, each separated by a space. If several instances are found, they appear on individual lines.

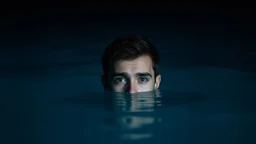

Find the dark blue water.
xmin=2 ymin=66 xmax=255 ymax=144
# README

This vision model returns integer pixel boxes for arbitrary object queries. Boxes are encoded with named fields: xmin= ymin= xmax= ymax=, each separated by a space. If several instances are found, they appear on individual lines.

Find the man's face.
xmin=103 ymin=55 xmax=161 ymax=93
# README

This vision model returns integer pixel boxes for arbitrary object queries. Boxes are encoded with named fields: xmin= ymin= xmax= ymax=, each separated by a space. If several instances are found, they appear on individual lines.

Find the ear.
xmin=154 ymin=75 xmax=161 ymax=89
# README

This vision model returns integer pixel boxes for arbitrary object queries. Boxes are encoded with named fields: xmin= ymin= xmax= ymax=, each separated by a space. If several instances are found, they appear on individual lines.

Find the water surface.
xmin=1 ymin=67 xmax=255 ymax=144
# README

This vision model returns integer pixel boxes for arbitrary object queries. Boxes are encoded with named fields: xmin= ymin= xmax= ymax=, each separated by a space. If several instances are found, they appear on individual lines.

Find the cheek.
xmin=111 ymin=83 xmax=125 ymax=92
xmin=137 ymin=81 xmax=155 ymax=90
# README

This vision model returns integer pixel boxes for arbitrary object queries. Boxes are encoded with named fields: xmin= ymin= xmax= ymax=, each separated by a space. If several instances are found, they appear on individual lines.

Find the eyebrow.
xmin=112 ymin=72 xmax=152 ymax=78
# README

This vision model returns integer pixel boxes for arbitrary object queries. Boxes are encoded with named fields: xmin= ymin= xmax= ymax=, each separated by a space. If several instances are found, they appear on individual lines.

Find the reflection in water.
xmin=66 ymin=89 xmax=209 ymax=142
xmin=104 ymin=90 xmax=163 ymax=141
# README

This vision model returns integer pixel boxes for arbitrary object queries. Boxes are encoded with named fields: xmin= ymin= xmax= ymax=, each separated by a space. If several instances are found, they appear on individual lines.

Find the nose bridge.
xmin=127 ymin=80 xmax=137 ymax=94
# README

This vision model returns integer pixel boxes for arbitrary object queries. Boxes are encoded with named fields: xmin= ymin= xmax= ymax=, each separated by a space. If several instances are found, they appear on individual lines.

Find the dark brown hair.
xmin=101 ymin=35 xmax=160 ymax=81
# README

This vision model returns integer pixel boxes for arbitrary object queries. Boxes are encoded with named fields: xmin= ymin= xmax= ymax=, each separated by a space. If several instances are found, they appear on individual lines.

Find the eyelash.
xmin=112 ymin=77 xmax=149 ymax=85
xmin=113 ymin=77 xmax=127 ymax=84
xmin=138 ymin=77 xmax=149 ymax=83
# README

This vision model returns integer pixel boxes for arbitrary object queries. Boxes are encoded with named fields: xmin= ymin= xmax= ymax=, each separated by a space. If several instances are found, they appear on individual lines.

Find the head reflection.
xmin=113 ymin=90 xmax=162 ymax=112
xmin=104 ymin=90 xmax=163 ymax=141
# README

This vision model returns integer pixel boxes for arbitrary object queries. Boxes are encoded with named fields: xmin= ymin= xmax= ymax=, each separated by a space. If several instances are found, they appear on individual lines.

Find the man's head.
xmin=101 ymin=35 xmax=161 ymax=93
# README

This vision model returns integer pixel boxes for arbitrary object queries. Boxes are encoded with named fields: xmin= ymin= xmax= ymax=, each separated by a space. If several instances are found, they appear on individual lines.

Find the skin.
xmin=102 ymin=55 xmax=161 ymax=94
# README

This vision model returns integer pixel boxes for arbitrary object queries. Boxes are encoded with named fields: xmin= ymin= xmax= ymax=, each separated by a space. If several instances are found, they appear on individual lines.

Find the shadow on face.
xmin=102 ymin=55 xmax=161 ymax=94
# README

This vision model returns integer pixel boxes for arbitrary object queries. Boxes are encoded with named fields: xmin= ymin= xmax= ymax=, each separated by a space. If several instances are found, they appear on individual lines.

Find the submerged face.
xmin=103 ymin=55 xmax=161 ymax=93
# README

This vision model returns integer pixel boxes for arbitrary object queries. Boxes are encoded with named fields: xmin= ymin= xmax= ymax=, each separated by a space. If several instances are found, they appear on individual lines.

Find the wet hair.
xmin=101 ymin=35 xmax=160 ymax=81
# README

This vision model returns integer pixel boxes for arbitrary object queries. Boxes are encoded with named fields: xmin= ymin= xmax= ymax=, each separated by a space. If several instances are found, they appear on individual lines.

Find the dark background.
xmin=1 ymin=6 xmax=255 ymax=77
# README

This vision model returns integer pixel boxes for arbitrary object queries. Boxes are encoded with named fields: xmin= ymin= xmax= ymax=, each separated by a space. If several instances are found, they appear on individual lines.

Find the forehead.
xmin=113 ymin=55 xmax=154 ymax=74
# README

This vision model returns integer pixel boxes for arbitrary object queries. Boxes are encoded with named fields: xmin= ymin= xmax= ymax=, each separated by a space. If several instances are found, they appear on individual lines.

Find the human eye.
xmin=112 ymin=77 xmax=127 ymax=85
xmin=138 ymin=77 xmax=149 ymax=84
